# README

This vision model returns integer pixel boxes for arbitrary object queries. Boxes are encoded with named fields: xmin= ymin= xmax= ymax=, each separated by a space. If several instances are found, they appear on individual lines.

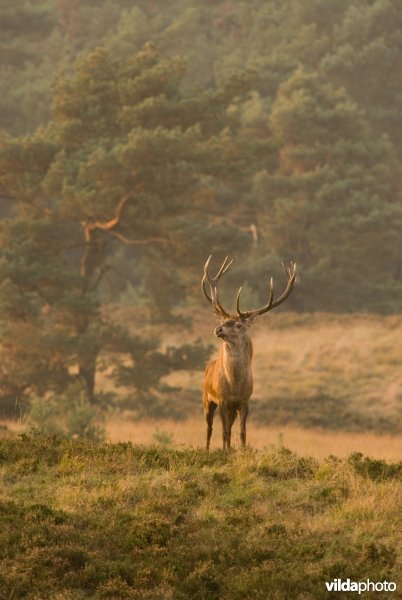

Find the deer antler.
xmin=202 ymin=257 xmax=297 ymax=321
xmin=236 ymin=261 xmax=297 ymax=319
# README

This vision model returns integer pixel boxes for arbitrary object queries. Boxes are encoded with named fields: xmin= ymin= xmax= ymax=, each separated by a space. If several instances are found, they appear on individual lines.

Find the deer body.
xmin=201 ymin=256 xmax=297 ymax=450
xmin=204 ymin=329 xmax=253 ymax=449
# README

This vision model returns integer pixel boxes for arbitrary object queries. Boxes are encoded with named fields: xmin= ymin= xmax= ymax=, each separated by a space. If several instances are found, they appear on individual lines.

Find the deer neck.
xmin=220 ymin=336 xmax=253 ymax=385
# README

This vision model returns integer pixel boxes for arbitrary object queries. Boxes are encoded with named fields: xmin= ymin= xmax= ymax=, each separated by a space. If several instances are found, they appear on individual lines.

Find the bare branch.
xmin=108 ymin=230 xmax=167 ymax=246
xmin=80 ymin=195 xmax=169 ymax=252
xmin=89 ymin=195 xmax=129 ymax=232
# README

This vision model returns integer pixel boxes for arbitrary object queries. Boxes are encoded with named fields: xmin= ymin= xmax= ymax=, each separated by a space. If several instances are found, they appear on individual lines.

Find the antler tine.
xmin=201 ymin=255 xmax=235 ymax=318
xmin=282 ymin=260 xmax=297 ymax=280
xmin=201 ymin=255 xmax=216 ymax=304
xmin=203 ymin=256 xmax=232 ymax=287
xmin=201 ymin=273 xmax=213 ymax=303
xmin=236 ymin=277 xmax=274 ymax=319
xmin=269 ymin=261 xmax=297 ymax=310
xmin=259 ymin=277 xmax=274 ymax=315
xmin=236 ymin=286 xmax=245 ymax=318
xmin=214 ymin=286 xmax=232 ymax=319
xmin=207 ymin=256 xmax=233 ymax=282
xmin=236 ymin=261 xmax=297 ymax=319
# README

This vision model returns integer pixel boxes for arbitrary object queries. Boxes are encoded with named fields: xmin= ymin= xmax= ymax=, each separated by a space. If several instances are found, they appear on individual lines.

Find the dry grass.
xmin=105 ymin=416 xmax=402 ymax=461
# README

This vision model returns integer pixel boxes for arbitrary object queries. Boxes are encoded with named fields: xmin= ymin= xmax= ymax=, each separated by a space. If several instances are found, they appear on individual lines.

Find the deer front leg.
xmin=220 ymin=405 xmax=237 ymax=450
xmin=219 ymin=405 xmax=229 ymax=450
xmin=239 ymin=404 xmax=248 ymax=448
xmin=204 ymin=397 xmax=217 ymax=450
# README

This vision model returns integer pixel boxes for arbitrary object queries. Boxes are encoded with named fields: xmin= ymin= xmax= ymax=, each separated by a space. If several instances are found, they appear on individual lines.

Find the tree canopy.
xmin=0 ymin=40 xmax=265 ymax=412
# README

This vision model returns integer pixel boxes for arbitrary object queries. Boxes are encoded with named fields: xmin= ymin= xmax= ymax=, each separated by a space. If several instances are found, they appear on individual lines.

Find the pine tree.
xmin=255 ymin=68 xmax=402 ymax=311
xmin=0 ymin=42 xmax=265 ymax=413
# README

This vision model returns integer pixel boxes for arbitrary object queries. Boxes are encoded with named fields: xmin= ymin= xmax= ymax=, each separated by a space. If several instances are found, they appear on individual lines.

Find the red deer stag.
xmin=202 ymin=256 xmax=297 ymax=450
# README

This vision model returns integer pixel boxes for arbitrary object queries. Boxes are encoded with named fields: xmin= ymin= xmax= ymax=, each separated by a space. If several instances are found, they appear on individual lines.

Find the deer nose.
xmin=214 ymin=326 xmax=223 ymax=337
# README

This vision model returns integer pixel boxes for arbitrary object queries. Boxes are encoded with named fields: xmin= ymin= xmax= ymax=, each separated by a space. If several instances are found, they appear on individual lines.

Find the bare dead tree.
xmin=201 ymin=255 xmax=297 ymax=450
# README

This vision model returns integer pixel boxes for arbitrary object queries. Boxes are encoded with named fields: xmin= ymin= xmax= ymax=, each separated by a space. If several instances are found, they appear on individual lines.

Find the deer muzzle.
xmin=214 ymin=326 xmax=225 ymax=338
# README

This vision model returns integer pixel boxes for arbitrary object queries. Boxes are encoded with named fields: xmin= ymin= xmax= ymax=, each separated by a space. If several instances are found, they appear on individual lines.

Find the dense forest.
xmin=1 ymin=0 xmax=402 ymax=423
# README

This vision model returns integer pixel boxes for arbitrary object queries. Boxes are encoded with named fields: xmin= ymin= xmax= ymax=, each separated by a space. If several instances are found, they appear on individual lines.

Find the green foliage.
xmin=254 ymin=391 xmax=401 ymax=434
xmin=107 ymin=329 xmax=212 ymax=418
xmin=152 ymin=428 xmax=174 ymax=447
xmin=348 ymin=452 xmax=402 ymax=481
xmin=256 ymin=447 xmax=318 ymax=479
xmin=143 ymin=259 xmax=188 ymax=323
xmin=117 ymin=282 xmax=148 ymax=307
xmin=260 ymin=67 xmax=402 ymax=312
xmin=27 ymin=383 xmax=105 ymax=442
xmin=1 ymin=39 xmax=257 ymax=410
xmin=0 ymin=435 xmax=400 ymax=598
xmin=0 ymin=0 xmax=58 ymax=134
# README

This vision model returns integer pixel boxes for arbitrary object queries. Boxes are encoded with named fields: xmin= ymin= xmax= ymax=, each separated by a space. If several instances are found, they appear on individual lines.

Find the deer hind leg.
xmin=239 ymin=404 xmax=249 ymax=449
xmin=204 ymin=397 xmax=217 ymax=450
xmin=220 ymin=405 xmax=237 ymax=450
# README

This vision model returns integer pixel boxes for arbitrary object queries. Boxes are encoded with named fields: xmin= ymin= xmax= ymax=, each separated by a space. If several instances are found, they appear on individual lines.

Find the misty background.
xmin=1 ymin=0 xmax=402 ymax=440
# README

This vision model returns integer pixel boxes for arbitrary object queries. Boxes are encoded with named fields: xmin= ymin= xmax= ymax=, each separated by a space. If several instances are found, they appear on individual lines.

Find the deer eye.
xmin=235 ymin=322 xmax=242 ymax=329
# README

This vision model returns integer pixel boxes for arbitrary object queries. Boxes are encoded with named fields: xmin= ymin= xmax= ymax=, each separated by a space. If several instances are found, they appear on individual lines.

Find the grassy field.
xmin=0 ymin=434 xmax=400 ymax=599
xmin=110 ymin=309 xmax=402 ymax=434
